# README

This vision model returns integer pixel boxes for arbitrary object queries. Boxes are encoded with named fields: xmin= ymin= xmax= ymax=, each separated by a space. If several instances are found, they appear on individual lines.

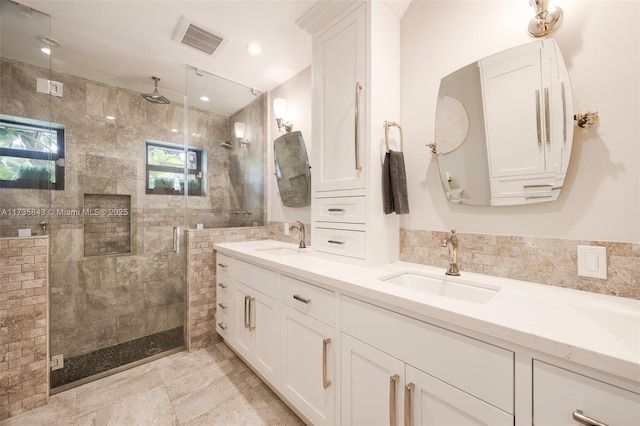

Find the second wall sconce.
xmin=528 ymin=0 xmax=563 ymax=37
xmin=234 ymin=122 xmax=250 ymax=145
xmin=273 ymin=97 xmax=293 ymax=133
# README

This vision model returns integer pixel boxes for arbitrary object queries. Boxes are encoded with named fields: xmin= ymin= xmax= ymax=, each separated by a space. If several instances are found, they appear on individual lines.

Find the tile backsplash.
xmin=400 ymin=229 xmax=640 ymax=299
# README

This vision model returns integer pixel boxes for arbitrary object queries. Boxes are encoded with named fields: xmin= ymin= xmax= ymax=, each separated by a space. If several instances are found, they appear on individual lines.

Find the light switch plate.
xmin=577 ymin=245 xmax=607 ymax=279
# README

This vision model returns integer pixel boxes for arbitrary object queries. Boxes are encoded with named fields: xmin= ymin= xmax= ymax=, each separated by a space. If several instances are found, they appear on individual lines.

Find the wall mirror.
xmin=274 ymin=130 xmax=311 ymax=207
xmin=434 ymin=38 xmax=574 ymax=206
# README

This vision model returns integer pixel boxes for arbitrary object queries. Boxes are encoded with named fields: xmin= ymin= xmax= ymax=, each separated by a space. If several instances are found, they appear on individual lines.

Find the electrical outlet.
xmin=284 ymin=222 xmax=290 ymax=236
xmin=50 ymin=354 xmax=64 ymax=371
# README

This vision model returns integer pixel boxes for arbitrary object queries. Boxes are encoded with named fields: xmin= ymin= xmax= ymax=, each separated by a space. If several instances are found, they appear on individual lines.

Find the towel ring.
xmin=384 ymin=121 xmax=403 ymax=152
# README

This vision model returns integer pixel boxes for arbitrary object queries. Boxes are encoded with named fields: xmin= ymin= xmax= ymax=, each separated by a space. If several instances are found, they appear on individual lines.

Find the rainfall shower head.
xmin=141 ymin=76 xmax=170 ymax=104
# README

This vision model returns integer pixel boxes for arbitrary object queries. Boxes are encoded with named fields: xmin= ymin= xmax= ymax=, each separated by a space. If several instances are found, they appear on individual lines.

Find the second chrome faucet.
xmin=440 ymin=229 xmax=460 ymax=276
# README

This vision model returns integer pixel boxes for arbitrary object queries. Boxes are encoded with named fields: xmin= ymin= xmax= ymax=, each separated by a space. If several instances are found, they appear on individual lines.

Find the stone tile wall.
xmin=83 ymin=194 xmax=131 ymax=256
xmin=0 ymin=236 xmax=49 ymax=420
xmin=400 ymin=229 xmax=640 ymax=299
xmin=186 ymin=226 xmax=269 ymax=352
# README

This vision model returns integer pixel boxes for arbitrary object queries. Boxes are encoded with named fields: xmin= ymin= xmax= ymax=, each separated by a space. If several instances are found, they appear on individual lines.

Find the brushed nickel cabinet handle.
xmin=248 ymin=296 xmax=256 ymax=331
xmin=572 ymin=410 xmax=608 ymax=426
xmin=389 ymin=374 xmax=399 ymax=426
xmin=523 ymin=184 xmax=554 ymax=188
xmin=217 ymin=302 xmax=227 ymax=310
xmin=328 ymin=208 xmax=346 ymax=212
xmin=293 ymin=294 xmax=311 ymax=304
xmin=328 ymin=240 xmax=345 ymax=245
xmin=404 ymin=382 xmax=414 ymax=426
xmin=217 ymin=262 xmax=227 ymax=268
xmin=244 ymin=295 xmax=250 ymax=329
xmin=535 ymin=89 xmax=542 ymax=146
xmin=355 ymin=82 xmax=363 ymax=171
xmin=217 ymin=322 xmax=227 ymax=330
xmin=544 ymin=87 xmax=551 ymax=145
xmin=322 ymin=338 xmax=332 ymax=389
xmin=218 ymin=282 xmax=227 ymax=289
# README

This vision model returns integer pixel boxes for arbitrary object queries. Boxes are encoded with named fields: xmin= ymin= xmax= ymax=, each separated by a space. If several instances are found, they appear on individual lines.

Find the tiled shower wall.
xmin=400 ymin=229 xmax=640 ymax=299
xmin=0 ymin=237 xmax=49 ymax=420
xmin=0 ymin=57 xmax=265 ymax=360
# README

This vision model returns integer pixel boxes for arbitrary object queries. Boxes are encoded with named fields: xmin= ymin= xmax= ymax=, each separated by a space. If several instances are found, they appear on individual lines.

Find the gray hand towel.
xmin=382 ymin=150 xmax=410 ymax=215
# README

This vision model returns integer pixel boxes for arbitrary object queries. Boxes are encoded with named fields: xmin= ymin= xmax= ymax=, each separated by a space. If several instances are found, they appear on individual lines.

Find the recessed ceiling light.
xmin=106 ymin=115 xmax=116 ymax=120
xmin=40 ymin=47 xmax=51 ymax=55
xmin=246 ymin=43 xmax=262 ymax=55
xmin=200 ymin=96 xmax=210 ymax=102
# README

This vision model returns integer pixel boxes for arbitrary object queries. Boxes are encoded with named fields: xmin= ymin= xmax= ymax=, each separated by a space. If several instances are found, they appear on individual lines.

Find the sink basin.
xmin=257 ymin=247 xmax=300 ymax=256
xmin=382 ymin=272 xmax=499 ymax=304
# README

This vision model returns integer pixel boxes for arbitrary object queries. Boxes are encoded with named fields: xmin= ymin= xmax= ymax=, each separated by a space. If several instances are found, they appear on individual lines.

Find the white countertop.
xmin=214 ymin=240 xmax=640 ymax=385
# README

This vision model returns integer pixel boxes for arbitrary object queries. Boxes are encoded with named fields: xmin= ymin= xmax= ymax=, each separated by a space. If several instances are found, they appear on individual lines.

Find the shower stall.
xmin=0 ymin=0 xmax=265 ymax=392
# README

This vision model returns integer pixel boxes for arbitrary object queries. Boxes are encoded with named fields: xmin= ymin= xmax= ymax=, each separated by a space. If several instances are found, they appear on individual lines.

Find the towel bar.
xmin=384 ymin=121 xmax=403 ymax=152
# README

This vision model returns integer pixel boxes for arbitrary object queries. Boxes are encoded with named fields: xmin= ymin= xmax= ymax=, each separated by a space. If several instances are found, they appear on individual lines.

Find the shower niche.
xmin=83 ymin=194 xmax=131 ymax=256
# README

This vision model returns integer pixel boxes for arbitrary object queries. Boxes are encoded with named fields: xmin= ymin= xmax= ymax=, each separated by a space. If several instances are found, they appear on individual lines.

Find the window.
xmin=145 ymin=141 xmax=203 ymax=195
xmin=0 ymin=115 xmax=65 ymax=189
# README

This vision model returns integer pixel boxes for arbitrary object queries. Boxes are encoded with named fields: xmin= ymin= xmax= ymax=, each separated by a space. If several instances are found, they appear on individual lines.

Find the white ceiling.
xmin=10 ymin=0 xmax=318 ymax=115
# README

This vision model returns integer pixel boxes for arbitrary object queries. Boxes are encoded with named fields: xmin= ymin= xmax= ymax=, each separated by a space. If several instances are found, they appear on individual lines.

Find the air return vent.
xmin=173 ymin=17 xmax=227 ymax=56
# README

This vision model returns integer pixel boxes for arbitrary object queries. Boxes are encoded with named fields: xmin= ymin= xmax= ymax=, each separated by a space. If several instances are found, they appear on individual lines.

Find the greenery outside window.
xmin=0 ymin=115 xmax=65 ymax=190
xmin=146 ymin=141 xmax=203 ymax=195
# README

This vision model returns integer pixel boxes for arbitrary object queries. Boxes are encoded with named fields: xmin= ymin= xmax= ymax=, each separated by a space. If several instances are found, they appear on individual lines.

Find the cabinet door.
xmin=406 ymin=365 xmax=513 ymax=426
xmin=481 ymin=41 xmax=546 ymax=178
xmin=281 ymin=306 xmax=335 ymax=425
xmin=341 ymin=333 xmax=405 ymax=426
xmin=253 ymin=291 xmax=279 ymax=385
xmin=231 ymin=281 xmax=253 ymax=359
xmin=533 ymin=360 xmax=640 ymax=425
xmin=313 ymin=4 xmax=366 ymax=192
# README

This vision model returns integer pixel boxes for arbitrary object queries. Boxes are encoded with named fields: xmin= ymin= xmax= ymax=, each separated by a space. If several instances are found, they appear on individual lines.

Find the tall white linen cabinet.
xmin=298 ymin=0 xmax=402 ymax=266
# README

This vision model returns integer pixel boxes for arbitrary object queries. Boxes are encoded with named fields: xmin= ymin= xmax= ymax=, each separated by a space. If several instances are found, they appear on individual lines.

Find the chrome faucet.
xmin=440 ymin=229 xmax=460 ymax=276
xmin=290 ymin=221 xmax=307 ymax=249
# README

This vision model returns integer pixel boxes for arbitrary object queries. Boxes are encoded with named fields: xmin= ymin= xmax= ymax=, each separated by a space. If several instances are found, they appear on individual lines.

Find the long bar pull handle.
xmin=561 ymin=81 xmax=567 ymax=142
xmin=544 ymin=87 xmax=551 ymax=145
xmin=355 ymin=82 xmax=363 ymax=171
xmin=293 ymin=294 xmax=311 ymax=304
xmin=248 ymin=297 xmax=256 ymax=331
xmin=244 ymin=295 xmax=250 ymax=329
xmin=535 ymin=89 xmax=542 ymax=146
xmin=389 ymin=374 xmax=399 ymax=426
xmin=523 ymin=184 xmax=554 ymax=188
xmin=173 ymin=226 xmax=178 ymax=253
xmin=404 ymin=383 xmax=414 ymax=426
xmin=572 ymin=410 xmax=608 ymax=426
xmin=322 ymin=338 xmax=332 ymax=389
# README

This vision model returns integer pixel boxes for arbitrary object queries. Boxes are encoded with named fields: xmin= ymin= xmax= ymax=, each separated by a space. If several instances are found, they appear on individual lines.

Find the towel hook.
xmin=384 ymin=121 xmax=403 ymax=153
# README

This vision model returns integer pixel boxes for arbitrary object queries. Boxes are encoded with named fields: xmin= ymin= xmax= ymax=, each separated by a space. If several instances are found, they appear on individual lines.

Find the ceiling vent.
xmin=173 ymin=17 xmax=228 ymax=56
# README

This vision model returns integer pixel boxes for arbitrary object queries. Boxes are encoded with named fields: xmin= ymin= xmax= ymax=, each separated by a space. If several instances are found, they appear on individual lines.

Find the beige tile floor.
xmin=5 ymin=342 xmax=305 ymax=425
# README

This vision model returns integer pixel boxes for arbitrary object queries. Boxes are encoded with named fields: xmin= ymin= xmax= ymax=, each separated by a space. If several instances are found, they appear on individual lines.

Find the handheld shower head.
xmin=141 ymin=76 xmax=170 ymax=104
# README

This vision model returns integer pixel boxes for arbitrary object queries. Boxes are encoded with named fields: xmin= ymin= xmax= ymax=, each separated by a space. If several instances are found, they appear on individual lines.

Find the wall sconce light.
xmin=234 ymin=122 xmax=250 ymax=145
xmin=273 ymin=97 xmax=293 ymax=133
xmin=528 ymin=0 xmax=563 ymax=37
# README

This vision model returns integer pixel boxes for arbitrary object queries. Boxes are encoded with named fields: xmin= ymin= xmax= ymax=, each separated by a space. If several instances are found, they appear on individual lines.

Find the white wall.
xmin=400 ymin=0 xmax=640 ymax=243
xmin=267 ymin=66 xmax=312 ymax=223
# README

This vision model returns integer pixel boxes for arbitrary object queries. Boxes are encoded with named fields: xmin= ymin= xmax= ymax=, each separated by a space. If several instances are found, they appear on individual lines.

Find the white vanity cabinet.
xmin=280 ymin=275 xmax=336 ymax=425
xmin=533 ymin=360 xmax=640 ymax=425
xmin=480 ymin=38 xmax=573 ymax=204
xmin=341 ymin=296 xmax=514 ymax=425
xmin=301 ymin=0 xmax=401 ymax=265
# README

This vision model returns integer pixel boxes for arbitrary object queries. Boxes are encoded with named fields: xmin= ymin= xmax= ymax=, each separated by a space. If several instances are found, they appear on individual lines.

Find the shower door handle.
xmin=173 ymin=227 xmax=179 ymax=253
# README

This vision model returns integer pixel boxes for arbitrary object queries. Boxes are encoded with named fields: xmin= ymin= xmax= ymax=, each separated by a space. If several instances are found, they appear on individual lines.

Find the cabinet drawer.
xmin=281 ymin=275 xmax=335 ymax=326
xmin=533 ymin=360 xmax=640 ymax=425
xmin=313 ymin=227 xmax=365 ymax=259
xmin=341 ymin=296 xmax=514 ymax=414
xmin=216 ymin=271 xmax=232 ymax=298
xmin=314 ymin=196 xmax=365 ymax=224
xmin=490 ymin=175 xmax=560 ymax=198
xmin=222 ymin=257 xmax=279 ymax=300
